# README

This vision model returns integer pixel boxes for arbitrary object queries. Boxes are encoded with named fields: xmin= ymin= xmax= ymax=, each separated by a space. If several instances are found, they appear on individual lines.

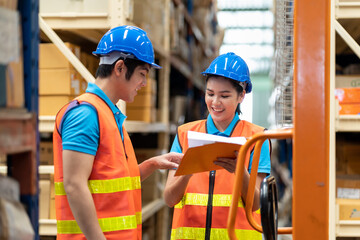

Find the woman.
xmin=164 ymin=52 xmax=271 ymax=240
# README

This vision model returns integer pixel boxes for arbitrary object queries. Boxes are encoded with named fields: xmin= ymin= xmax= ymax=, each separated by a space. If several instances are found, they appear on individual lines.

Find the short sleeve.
xmin=248 ymin=139 xmax=271 ymax=174
xmin=61 ymin=104 xmax=99 ymax=155
xmin=170 ymin=135 xmax=182 ymax=153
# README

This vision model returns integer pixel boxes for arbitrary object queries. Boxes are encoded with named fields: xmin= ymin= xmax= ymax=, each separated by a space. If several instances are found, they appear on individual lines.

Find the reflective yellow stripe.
xmin=171 ymin=227 xmax=262 ymax=240
xmin=55 ymin=176 xmax=141 ymax=195
xmin=174 ymin=193 xmax=243 ymax=208
xmin=174 ymin=193 xmax=260 ymax=213
xmin=57 ymin=213 xmax=142 ymax=234
xmin=136 ymin=211 xmax=142 ymax=225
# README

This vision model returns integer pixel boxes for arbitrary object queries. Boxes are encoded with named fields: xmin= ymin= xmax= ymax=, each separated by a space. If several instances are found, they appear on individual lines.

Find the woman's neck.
xmin=213 ymin=119 xmax=233 ymax=133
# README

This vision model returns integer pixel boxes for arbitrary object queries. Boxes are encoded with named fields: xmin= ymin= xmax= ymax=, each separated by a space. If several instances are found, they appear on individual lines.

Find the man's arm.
xmin=62 ymin=150 xmax=106 ymax=240
xmin=138 ymin=152 xmax=183 ymax=181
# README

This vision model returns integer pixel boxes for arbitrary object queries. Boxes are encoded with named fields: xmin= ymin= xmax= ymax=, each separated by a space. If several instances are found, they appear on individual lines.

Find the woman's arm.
xmin=163 ymin=169 xmax=192 ymax=207
xmin=215 ymin=139 xmax=271 ymax=211
xmin=240 ymin=170 xmax=267 ymax=211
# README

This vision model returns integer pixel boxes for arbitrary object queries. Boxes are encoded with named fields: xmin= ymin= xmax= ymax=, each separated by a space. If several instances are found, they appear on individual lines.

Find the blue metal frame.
xmin=18 ymin=0 xmax=39 ymax=239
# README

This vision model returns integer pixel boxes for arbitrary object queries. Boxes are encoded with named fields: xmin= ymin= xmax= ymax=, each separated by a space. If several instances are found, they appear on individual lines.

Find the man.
xmin=53 ymin=25 xmax=182 ymax=240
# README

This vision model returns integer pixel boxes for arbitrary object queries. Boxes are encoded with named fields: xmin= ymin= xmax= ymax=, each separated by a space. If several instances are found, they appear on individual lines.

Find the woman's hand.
xmin=213 ymin=151 xmax=238 ymax=173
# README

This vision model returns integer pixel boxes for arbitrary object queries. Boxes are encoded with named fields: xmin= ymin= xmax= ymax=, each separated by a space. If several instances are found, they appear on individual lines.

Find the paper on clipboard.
xmin=174 ymin=131 xmax=246 ymax=176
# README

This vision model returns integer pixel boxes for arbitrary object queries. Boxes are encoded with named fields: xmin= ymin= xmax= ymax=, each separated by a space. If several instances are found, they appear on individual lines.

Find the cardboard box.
xmin=335 ymin=88 xmax=360 ymax=103
xmin=5 ymin=54 xmax=24 ymax=108
xmin=337 ymin=198 xmax=360 ymax=220
xmin=0 ymin=0 xmax=18 ymax=10
xmin=0 ymin=175 xmax=20 ymax=202
xmin=49 ymin=174 xmax=55 ymax=219
xmin=338 ymin=103 xmax=360 ymax=115
xmin=39 ymin=68 xmax=85 ymax=95
xmin=40 ymin=0 xmax=108 ymax=14
xmin=39 ymin=180 xmax=50 ymax=219
xmin=127 ymin=92 xmax=156 ymax=108
xmin=80 ymin=52 xmax=99 ymax=77
xmin=133 ymin=0 xmax=164 ymax=47
xmin=39 ymin=142 xmax=53 ymax=165
xmin=336 ymin=140 xmax=360 ymax=175
xmin=39 ymin=95 xmax=75 ymax=116
xmin=138 ymin=77 xmax=156 ymax=94
xmin=0 ymin=197 xmax=34 ymax=239
xmin=170 ymin=96 xmax=187 ymax=124
xmin=126 ymin=106 xmax=156 ymax=122
xmin=336 ymin=75 xmax=360 ymax=88
xmin=39 ymin=42 xmax=81 ymax=69
xmin=337 ymin=175 xmax=360 ymax=199
xmin=193 ymin=0 xmax=213 ymax=7
xmin=142 ymin=170 xmax=157 ymax=204
xmin=0 ymin=26 xmax=24 ymax=108
xmin=135 ymin=148 xmax=166 ymax=163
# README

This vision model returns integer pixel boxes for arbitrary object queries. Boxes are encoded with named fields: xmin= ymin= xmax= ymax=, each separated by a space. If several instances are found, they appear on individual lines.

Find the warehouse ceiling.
xmin=217 ymin=0 xmax=274 ymax=75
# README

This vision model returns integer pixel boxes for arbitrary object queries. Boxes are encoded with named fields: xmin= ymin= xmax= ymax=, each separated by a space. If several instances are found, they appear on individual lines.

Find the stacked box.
xmin=39 ymin=141 xmax=53 ymax=165
xmin=193 ymin=0 xmax=213 ymax=7
xmin=39 ymin=174 xmax=55 ymax=220
xmin=0 ymin=0 xmax=18 ymax=9
xmin=193 ymin=2 xmax=220 ymax=53
xmin=39 ymin=179 xmax=50 ymax=219
xmin=133 ymin=0 xmax=165 ymax=47
xmin=170 ymin=95 xmax=187 ymax=124
xmin=40 ymin=0 xmax=108 ymax=14
xmin=336 ymin=175 xmax=360 ymax=199
xmin=335 ymin=75 xmax=360 ymax=115
xmin=134 ymin=149 xmax=166 ymax=205
xmin=80 ymin=52 xmax=99 ymax=78
xmin=126 ymin=78 xmax=157 ymax=122
xmin=0 ymin=16 xmax=24 ymax=109
xmin=336 ymin=140 xmax=360 ymax=176
xmin=336 ymin=198 xmax=360 ymax=220
xmin=39 ymin=43 xmax=87 ymax=116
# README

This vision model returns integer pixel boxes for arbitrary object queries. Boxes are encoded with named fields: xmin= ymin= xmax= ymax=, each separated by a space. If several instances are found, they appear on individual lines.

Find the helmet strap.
xmin=239 ymin=81 xmax=247 ymax=90
xmin=99 ymin=52 xmax=135 ymax=65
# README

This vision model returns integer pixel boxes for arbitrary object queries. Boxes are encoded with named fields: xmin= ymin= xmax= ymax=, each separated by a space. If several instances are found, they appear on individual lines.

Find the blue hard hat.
xmin=93 ymin=25 xmax=161 ymax=69
xmin=202 ymin=52 xmax=252 ymax=93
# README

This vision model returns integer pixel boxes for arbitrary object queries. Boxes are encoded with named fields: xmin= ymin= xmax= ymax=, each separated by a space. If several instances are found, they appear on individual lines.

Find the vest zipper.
xmin=122 ymin=140 xmax=128 ymax=160
xmin=205 ymin=170 xmax=216 ymax=240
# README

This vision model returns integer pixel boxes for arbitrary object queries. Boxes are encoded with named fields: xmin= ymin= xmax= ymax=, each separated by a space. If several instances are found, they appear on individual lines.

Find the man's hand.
xmin=139 ymin=152 xmax=183 ymax=181
xmin=152 ymin=152 xmax=183 ymax=169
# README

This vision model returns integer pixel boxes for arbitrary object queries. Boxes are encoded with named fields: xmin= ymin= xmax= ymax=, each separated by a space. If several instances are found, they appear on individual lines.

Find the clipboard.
xmin=174 ymin=142 xmax=242 ymax=176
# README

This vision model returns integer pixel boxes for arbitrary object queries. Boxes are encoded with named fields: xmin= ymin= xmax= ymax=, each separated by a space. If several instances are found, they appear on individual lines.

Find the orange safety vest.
xmin=53 ymin=93 xmax=142 ymax=240
xmin=171 ymin=119 xmax=267 ymax=240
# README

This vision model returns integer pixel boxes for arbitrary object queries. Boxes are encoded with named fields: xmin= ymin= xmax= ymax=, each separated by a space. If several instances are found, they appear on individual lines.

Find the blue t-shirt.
xmin=61 ymin=82 xmax=127 ymax=156
xmin=170 ymin=114 xmax=271 ymax=174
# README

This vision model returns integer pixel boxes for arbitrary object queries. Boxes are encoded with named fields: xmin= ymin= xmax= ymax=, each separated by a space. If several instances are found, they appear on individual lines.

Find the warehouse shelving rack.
xmin=38 ymin=0 xmax=172 ymax=237
xmin=37 ymin=0 xmax=214 ymax=238
xmin=0 ymin=0 xmax=40 ymax=239
xmin=331 ymin=0 xmax=360 ymax=237
xmin=267 ymin=0 xmax=360 ymax=238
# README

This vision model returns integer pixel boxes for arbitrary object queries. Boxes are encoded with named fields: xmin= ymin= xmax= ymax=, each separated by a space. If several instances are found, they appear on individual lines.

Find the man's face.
xmin=122 ymin=64 xmax=150 ymax=103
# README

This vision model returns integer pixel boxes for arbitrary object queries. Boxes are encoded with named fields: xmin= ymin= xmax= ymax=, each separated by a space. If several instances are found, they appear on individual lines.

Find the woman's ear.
xmin=238 ymin=90 xmax=246 ymax=104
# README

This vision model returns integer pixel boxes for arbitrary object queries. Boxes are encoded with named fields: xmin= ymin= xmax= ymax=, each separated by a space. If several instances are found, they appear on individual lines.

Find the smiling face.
xmin=205 ymin=76 xmax=245 ymax=132
xmin=121 ymin=64 xmax=150 ymax=102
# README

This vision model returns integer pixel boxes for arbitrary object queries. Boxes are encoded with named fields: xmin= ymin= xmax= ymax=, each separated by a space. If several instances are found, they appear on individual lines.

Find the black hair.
xmin=95 ymin=57 xmax=147 ymax=80
xmin=205 ymin=75 xmax=244 ymax=114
